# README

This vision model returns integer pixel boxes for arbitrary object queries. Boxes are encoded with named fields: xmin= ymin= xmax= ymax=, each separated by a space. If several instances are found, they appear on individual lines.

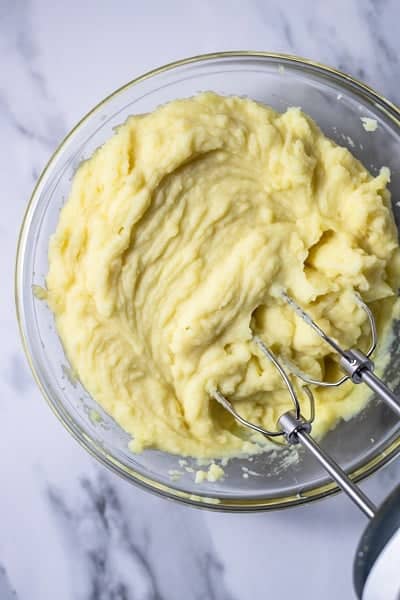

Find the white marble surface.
xmin=2 ymin=0 xmax=400 ymax=598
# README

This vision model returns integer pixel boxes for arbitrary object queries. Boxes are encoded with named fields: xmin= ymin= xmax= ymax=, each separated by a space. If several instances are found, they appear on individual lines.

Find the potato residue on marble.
xmin=46 ymin=93 xmax=400 ymax=458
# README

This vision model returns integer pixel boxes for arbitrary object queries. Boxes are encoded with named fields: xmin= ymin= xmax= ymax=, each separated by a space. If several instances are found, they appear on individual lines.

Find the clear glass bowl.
xmin=16 ymin=52 xmax=400 ymax=511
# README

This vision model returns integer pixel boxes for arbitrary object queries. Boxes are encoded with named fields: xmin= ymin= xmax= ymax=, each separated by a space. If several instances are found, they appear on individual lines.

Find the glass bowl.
xmin=16 ymin=52 xmax=400 ymax=511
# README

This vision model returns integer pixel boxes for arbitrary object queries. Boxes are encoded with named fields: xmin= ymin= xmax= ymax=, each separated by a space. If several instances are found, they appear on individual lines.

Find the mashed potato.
xmin=46 ymin=93 xmax=400 ymax=457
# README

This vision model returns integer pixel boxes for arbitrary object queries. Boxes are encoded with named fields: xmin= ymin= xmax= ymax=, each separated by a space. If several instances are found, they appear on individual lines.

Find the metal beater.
xmin=280 ymin=292 xmax=400 ymax=418
xmin=211 ymin=292 xmax=400 ymax=599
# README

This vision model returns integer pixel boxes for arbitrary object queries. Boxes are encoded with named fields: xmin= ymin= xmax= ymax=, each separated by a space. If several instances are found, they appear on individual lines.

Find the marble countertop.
xmin=2 ymin=0 xmax=400 ymax=598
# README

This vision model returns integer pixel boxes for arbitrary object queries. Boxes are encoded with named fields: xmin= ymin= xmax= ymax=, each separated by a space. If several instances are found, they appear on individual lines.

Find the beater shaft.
xmin=360 ymin=370 xmax=400 ymax=419
xmin=279 ymin=411 xmax=376 ymax=519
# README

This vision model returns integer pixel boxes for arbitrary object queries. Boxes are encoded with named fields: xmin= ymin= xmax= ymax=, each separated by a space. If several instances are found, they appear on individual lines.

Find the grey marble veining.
xmin=2 ymin=0 xmax=400 ymax=598
xmin=46 ymin=472 xmax=235 ymax=600
xmin=0 ymin=565 xmax=17 ymax=600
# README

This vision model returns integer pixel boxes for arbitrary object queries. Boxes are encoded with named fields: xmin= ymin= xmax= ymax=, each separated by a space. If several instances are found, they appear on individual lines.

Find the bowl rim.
xmin=15 ymin=50 xmax=400 ymax=512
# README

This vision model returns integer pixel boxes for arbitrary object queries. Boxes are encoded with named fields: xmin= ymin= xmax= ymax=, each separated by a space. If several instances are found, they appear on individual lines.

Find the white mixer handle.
xmin=354 ymin=483 xmax=400 ymax=599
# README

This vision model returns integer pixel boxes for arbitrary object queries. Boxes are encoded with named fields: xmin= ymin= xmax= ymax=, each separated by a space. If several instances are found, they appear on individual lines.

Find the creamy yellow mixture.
xmin=46 ymin=93 xmax=400 ymax=458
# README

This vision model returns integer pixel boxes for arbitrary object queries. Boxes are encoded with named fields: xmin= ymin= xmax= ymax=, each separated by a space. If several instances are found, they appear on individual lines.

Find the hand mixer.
xmin=212 ymin=292 xmax=400 ymax=600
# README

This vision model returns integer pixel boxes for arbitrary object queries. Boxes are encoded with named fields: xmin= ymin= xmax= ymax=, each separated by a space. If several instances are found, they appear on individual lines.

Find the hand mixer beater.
xmin=212 ymin=291 xmax=400 ymax=600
